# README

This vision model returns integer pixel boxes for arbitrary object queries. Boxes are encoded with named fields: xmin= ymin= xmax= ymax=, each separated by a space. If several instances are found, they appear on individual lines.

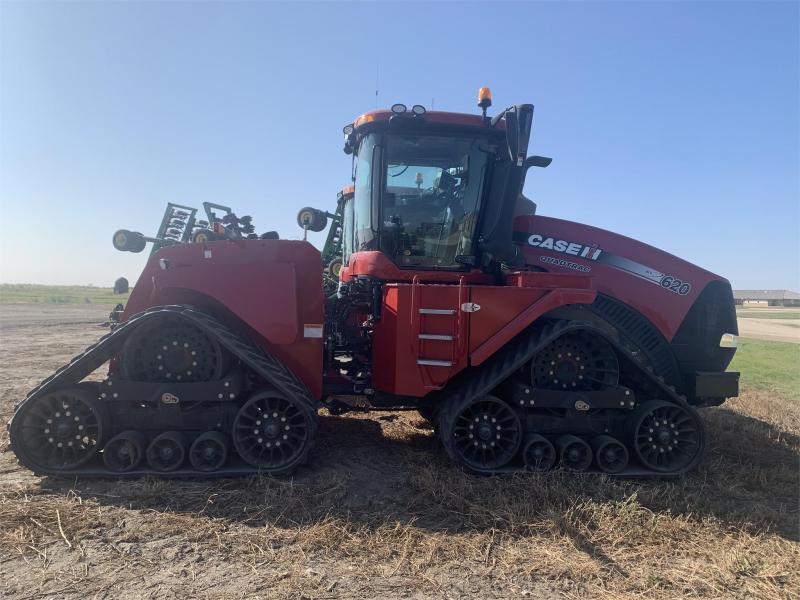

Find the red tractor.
xmin=9 ymin=90 xmax=739 ymax=477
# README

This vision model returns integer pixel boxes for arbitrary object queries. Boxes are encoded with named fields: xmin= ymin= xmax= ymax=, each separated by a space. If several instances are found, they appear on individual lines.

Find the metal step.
xmin=419 ymin=308 xmax=455 ymax=315
xmin=417 ymin=359 xmax=453 ymax=367
xmin=418 ymin=334 xmax=454 ymax=341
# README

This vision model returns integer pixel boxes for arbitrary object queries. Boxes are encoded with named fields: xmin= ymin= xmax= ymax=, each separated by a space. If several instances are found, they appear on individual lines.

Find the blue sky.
xmin=1 ymin=1 xmax=797 ymax=290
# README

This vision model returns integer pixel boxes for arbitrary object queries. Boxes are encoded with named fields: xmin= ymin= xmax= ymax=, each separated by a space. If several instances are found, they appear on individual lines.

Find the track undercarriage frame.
xmin=8 ymin=302 xmax=705 ymax=478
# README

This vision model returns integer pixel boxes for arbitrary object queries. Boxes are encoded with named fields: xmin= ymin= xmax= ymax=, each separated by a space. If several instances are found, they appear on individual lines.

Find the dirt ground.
xmin=737 ymin=318 xmax=800 ymax=344
xmin=1 ymin=304 xmax=798 ymax=599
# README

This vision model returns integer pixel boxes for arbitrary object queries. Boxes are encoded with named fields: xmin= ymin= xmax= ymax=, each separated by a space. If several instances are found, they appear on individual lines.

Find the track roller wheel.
xmin=9 ymin=386 xmax=106 ymax=473
xmin=591 ymin=435 xmax=629 ymax=474
xmin=232 ymin=389 xmax=316 ymax=475
xmin=440 ymin=395 xmax=522 ymax=473
xmin=146 ymin=431 xmax=186 ymax=472
xmin=189 ymin=432 xmax=229 ymax=472
xmin=556 ymin=435 xmax=592 ymax=472
xmin=629 ymin=400 xmax=705 ymax=473
xmin=120 ymin=316 xmax=226 ymax=383
xmin=103 ymin=431 xmax=145 ymax=472
xmin=522 ymin=434 xmax=557 ymax=472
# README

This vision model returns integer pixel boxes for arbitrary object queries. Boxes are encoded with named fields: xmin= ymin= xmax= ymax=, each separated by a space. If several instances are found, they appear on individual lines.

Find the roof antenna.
xmin=431 ymin=97 xmax=435 ymax=110
xmin=375 ymin=63 xmax=379 ymax=108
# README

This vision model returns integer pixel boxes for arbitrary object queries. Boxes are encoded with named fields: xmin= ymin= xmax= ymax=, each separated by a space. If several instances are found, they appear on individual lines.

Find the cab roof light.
xmin=478 ymin=87 xmax=492 ymax=119
xmin=391 ymin=103 xmax=407 ymax=114
xmin=478 ymin=87 xmax=492 ymax=108
xmin=343 ymin=123 xmax=356 ymax=155
xmin=411 ymin=104 xmax=426 ymax=116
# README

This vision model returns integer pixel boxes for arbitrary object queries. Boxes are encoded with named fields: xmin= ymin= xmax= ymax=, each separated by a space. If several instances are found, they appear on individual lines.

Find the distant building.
xmin=733 ymin=289 xmax=800 ymax=307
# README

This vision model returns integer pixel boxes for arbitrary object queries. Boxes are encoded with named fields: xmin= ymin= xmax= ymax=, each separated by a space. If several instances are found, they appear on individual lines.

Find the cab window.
xmin=380 ymin=134 xmax=489 ymax=269
xmin=353 ymin=134 xmax=377 ymax=252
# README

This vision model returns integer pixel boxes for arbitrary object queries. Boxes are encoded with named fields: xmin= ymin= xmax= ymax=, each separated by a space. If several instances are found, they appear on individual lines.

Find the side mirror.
xmin=476 ymin=104 xmax=536 ymax=266
xmin=520 ymin=155 xmax=553 ymax=204
xmin=504 ymin=105 xmax=534 ymax=166
xmin=524 ymin=155 xmax=552 ymax=169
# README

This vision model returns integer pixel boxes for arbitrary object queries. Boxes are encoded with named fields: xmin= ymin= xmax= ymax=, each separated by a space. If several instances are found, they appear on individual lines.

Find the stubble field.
xmin=0 ymin=301 xmax=797 ymax=599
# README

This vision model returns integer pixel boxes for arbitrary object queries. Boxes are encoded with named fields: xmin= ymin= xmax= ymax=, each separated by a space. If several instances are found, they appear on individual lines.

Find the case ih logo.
xmin=525 ymin=234 xmax=603 ymax=261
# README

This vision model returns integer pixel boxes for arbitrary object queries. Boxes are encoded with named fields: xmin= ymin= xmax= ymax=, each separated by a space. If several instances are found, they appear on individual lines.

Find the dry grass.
xmin=1 ymin=305 xmax=798 ymax=599
xmin=1 ymin=390 xmax=797 ymax=600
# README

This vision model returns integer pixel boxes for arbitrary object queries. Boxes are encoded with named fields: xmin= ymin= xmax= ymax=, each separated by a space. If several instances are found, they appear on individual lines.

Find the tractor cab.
xmin=335 ymin=92 xmax=549 ymax=281
xmin=343 ymin=109 xmax=498 ymax=272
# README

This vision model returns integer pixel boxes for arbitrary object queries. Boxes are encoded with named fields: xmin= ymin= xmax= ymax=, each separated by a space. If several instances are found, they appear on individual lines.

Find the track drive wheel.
xmin=629 ymin=400 xmax=705 ymax=474
xmin=120 ymin=316 xmax=226 ymax=383
xmin=439 ymin=395 xmax=522 ymax=473
xmin=531 ymin=330 xmax=619 ymax=391
xmin=9 ymin=386 xmax=107 ymax=473
xmin=232 ymin=389 xmax=317 ymax=475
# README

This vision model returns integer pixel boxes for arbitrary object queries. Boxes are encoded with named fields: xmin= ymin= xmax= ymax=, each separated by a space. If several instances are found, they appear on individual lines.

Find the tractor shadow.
xmin=42 ymin=406 xmax=800 ymax=561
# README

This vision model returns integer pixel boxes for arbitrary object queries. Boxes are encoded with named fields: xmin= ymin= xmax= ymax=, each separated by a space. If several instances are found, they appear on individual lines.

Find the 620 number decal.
xmin=660 ymin=276 xmax=691 ymax=296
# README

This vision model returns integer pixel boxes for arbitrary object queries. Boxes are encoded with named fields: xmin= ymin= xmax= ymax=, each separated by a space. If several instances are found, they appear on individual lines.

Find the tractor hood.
xmin=512 ymin=214 xmax=735 ymax=343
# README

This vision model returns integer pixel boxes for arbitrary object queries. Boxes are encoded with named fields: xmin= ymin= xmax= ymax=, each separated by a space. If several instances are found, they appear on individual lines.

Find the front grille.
xmin=670 ymin=280 xmax=738 ymax=376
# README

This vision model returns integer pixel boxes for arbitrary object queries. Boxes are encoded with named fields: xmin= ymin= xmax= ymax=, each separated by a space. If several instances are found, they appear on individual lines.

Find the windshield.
xmin=380 ymin=134 xmax=490 ymax=269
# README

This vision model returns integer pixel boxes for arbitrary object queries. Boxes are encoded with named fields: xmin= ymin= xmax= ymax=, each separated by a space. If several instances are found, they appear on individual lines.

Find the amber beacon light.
xmin=478 ymin=87 xmax=492 ymax=113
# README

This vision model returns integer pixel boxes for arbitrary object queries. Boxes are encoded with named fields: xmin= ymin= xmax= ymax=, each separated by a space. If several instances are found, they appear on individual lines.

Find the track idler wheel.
xmin=103 ymin=431 xmax=145 ymax=472
xmin=522 ymin=434 xmax=557 ymax=472
xmin=189 ymin=431 xmax=229 ymax=472
xmin=556 ymin=435 xmax=592 ymax=472
xmin=591 ymin=435 xmax=629 ymax=474
xmin=440 ymin=395 xmax=522 ymax=473
xmin=629 ymin=400 xmax=705 ymax=474
xmin=146 ymin=431 xmax=186 ymax=472
xmin=9 ymin=386 xmax=107 ymax=473
xmin=232 ymin=389 xmax=316 ymax=475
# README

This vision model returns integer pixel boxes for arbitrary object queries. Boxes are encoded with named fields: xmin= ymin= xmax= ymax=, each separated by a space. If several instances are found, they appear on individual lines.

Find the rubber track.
xmin=8 ymin=305 xmax=318 ymax=478
xmin=436 ymin=319 xmax=703 ymax=476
